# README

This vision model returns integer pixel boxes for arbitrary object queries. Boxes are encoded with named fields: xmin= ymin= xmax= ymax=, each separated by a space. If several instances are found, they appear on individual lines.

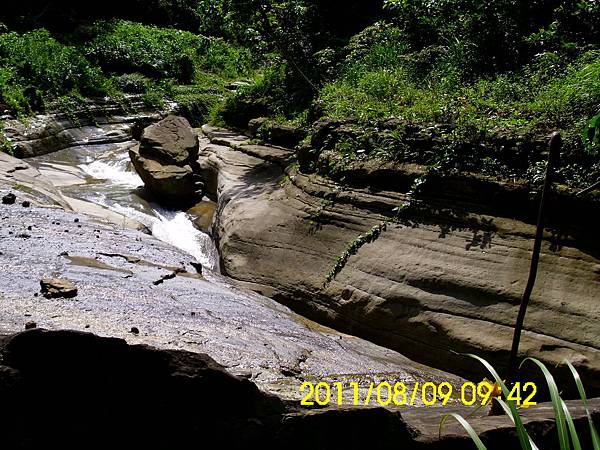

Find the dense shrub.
xmin=86 ymin=21 xmax=252 ymax=83
xmin=383 ymin=0 xmax=600 ymax=79
xmin=0 ymin=29 xmax=107 ymax=113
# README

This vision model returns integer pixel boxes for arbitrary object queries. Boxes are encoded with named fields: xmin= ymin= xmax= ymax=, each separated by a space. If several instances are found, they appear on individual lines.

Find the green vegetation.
xmin=0 ymin=29 xmax=107 ymax=114
xmin=0 ymin=19 xmax=254 ymax=121
xmin=325 ymin=222 xmax=387 ymax=285
xmin=1 ymin=1 xmax=599 ymax=186
xmin=213 ymin=0 xmax=600 ymax=188
xmin=441 ymin=356 xmax=600 ymax=450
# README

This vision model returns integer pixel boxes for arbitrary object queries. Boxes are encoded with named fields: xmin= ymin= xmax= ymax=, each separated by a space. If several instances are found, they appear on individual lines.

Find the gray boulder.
xmin=130 ymin=115 xmax=202 ymax=206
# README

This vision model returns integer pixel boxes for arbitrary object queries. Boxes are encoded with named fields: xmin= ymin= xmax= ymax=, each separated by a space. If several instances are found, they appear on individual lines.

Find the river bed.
xmin=0 ymin=135 xmax=466 ymax=404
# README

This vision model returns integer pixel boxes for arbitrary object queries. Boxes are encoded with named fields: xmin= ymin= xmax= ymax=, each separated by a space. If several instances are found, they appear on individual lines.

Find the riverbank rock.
xmin=0 ymin=329 xmax=597 ymax=449
xmin=2 ymin=96 xmax=176 ymax=158
xmin=130 ymin=115 xmax=202 ymax=206
xmin=199 ymin=125 xmax=600 ymax=396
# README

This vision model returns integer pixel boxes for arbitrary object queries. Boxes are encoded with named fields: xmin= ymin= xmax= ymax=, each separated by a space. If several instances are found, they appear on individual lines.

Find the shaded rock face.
xmin=0 ymin=329 xmax=598 ymax=450
xmin=0 ymin=329 xmax=284 ymax=450
xmin=2 ymin=96 xmax=175 ymax=158
xmin=199 ymin=125 xmax=600 ymax=396
xmin=248 ymin=117 xmax=306 ymax=148
xmin=130 ymin=115 xmax=202 ymax=206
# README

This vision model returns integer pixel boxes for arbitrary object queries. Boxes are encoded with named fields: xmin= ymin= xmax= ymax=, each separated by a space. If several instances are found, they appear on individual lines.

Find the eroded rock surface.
xmin=0 ymin=188 xmax=462 ymax=401
xmin=2 ymin=96 xmax=174 ymax=158
xmin=0 ymin=328 xmax=597 ymax=450
xmin=199 ymin=125 xmax=600 ymax=395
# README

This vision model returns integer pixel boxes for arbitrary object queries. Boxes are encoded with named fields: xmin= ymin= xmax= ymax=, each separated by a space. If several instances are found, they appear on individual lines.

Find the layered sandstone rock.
xmin=199 ymin=125 xmax=600 ymax=395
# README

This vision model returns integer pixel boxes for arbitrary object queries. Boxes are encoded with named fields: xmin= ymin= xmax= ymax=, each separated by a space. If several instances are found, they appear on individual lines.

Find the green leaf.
xmin=495 ymin=399 xmax=540 ymax=450
xmin=560 ymin=398 xmax=582 ymax=450
xmin=563 ymin=359 xmax=600 ymax=450
xmin=439 ymin=413 xmax=487 ymax=450
xmin=466 ymin=354 xmax=533 ymax=450
xmin=520 ymin=357 xmax=570 ymax=450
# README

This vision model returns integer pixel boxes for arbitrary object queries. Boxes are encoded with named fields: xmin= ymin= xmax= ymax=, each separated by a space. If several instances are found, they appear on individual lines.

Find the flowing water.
xmin=29 ymin=142 xmax=220 ymax=271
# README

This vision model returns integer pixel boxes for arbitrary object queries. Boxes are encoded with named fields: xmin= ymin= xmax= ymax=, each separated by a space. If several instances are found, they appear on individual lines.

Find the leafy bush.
xmin=86 ymin=20 xmax=252 ymax=84
xmin=86 ymin=21 xmax=206 ymax=83
xmin=218 ymin=60 xmax=312 ymax=127
xmin=112 ymin=73 xmax=153 ymax=94
xmin=383 ymin=0 xmax=600 ymax=79
xmin=0 ymin=29 xmax=107 ymax=113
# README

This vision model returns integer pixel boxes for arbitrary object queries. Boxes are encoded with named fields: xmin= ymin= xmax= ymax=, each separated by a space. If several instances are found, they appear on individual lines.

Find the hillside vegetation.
xmin=1 ymin=0 xmax=599 ymax=187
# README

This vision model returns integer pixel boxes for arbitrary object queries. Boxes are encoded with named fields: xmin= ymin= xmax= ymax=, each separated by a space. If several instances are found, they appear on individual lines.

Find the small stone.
xmin=85 ymin=324 xmax=90 ymax=329
xmin=2 ymin=193 xmax=16 ymax=205
xmin=74 ymin=218 xmax=79 ymax=223
xmin=191 ymin=311 xmax=196 ymax=316
xmin=39 ymin=278 xmax=78 ymax=299
xmin=21 ymin=201 xmax=31 ymax=208
xmin=59 ymin=251 xmax=69 ymax=256
xmin=130 ymin=327 xmax=140 ymax=335
xmin=24 ymin=321 xmax=37 ymax=330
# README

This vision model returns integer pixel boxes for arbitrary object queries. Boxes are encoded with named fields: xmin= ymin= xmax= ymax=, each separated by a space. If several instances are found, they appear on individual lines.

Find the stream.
xmin=30 ymin=141 xmax=220 ymax=271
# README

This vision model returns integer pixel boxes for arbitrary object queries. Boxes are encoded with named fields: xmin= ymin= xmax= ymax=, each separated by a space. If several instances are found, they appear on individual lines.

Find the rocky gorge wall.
xmin=2 ymin=96 xmax=176 ymax=159
xmin=198 ymin=125 xmax=600 ymax=396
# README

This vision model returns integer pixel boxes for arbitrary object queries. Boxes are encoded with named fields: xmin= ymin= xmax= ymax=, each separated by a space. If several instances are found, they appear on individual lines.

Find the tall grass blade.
xmin=440 ymin=413 xmax=488 ymax=450
xmin=521 ymin=357 xmax=570 ymax=450
xmin=560 ymin=398 xmax=582 ymax=450
xmin=495 ymin=399 xmax=540 ymax=450
xmin=563 ymin=359 xmax=600 ymax=450
xmin=466 ymin=354 xmax=533 ymax=450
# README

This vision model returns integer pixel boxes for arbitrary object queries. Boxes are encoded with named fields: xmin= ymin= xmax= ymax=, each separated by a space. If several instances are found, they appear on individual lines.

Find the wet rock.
xmin=187 ymin=201 xmax=216 ymax=233
xmin=39 ymin=278 xmax=78 ymax=299
xmin=2 ymin=192 xmax=16 ymax=204
xmin=21 ymin=201 xmax=30 ymax=208
xmin=24 ymin=321 xmax=37 ymax=330
xmin=129 ymin=115 xmax=202 ymax=206
xmin=130 ymin=327 xmax=139 ymax=335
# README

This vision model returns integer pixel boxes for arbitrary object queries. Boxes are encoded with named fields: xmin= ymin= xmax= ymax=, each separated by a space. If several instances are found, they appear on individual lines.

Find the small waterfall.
xmin=75 ymin=147 xmax=220 ymax=271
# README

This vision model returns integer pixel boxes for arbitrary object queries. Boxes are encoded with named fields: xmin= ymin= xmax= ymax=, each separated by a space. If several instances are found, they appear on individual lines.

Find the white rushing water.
xmin=75 ymin=147 xmax=220 ymax=271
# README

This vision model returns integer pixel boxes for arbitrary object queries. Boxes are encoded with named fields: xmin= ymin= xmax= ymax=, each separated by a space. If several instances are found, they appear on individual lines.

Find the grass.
xmin=319 ymin=43 xmax=600 ymax=148
xmin=0 ymin=20 xmax=258 ymax=123
xmin=440 ymin=355 xmax=600 ymax=450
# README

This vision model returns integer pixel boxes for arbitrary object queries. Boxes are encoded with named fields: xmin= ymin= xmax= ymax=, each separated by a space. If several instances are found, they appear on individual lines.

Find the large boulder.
xmin=129 ymin=115 xmax=203 ymax=206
